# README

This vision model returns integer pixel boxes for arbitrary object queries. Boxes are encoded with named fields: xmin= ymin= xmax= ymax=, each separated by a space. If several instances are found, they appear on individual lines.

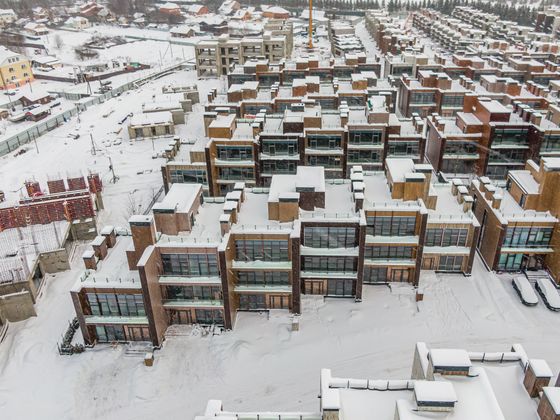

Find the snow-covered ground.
xmin=0 ymin=68 xmax=220 ymax=227
xmin=1 ymin=253 xmax=560 ymax=420
xmin=41 ymin=29 xmax=195 ymax=68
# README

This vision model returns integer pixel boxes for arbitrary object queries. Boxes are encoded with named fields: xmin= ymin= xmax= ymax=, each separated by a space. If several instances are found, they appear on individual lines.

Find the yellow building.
xmin=0 ymin=46 xmax=33 ymax=90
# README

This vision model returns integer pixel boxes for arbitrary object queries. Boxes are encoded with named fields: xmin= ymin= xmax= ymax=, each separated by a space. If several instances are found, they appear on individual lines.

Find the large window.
xmin=364 ymin=246 xmax=414 ymax=259
xmin=491 ymin=128 xmax=529 ymax=147
xmin=497 ymin=253 xmax=523 ymax=270
xmin=441 ymin=95 xmax=464 ymax=108
xmin=348 ymin=130 xmax=383 ymax=145
xmin=438 ymin=256 xmax=464 ymax=271
xmin=444 ymin=141 xmax=478 ymax=156
xmin=387 ymin=141 xmax=419 ymax=156
xmin=303 ymin=227 xmax=357 ymax=248
xmin=488 ymin=149 xmax=526 ymax=163
xmin=326 ymin=279 xmax=354 ymax=296
xmin=366 ymin=215 xmax=416 ymax=236
xmin=161 ymin=253 xmax=219 ymax=276
xmin=302 ymin=256 xmax=357 ymax=272
xmin=347 ymin=150 xmax=381 ymax=163
xmin=307 ymin=134 xmax=342 ymax=150
xmin=425 ymin=228 xmax=469 ymax=247
xmin=218 ymin=167 xmax=255 ymax=180
xmin=363 ymin=267 xmax=388 ymax=284
xmin=541 ymin=134 xmax=560 ymax=152
xmin=239 ymin=294 xmax=266 ymax=310
xmin=307 ymin=155 xmax=341 ymax=167
xmin=195 ymin=309 xmax=224 ymax=324
xmin=216 ymin=145 xmax=253 ymax=161
xmin=237 ymin=271 xmax=289 ymax=286
xmin=261 ymin=138 xmax=298 ymax=156
xmin=165 ymin=285 xmax=222 ymax=301
xmin=410 ymin=91 xmax=435 ymax=104
xmin=87 ymin=293 xmax=145 ymax=317
xmin=235 ymin=240 xmax=289 ymax=261
xmin=503 ymin=226 xmax=553 ymax=248
xmin=170 ymin=169 xmax=208 ymax=185
xmin=262 ymin=160 xmax=296 ymax=175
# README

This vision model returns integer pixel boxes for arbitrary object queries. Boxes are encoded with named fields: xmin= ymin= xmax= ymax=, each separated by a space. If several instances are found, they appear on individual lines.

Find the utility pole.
xmin=108 ymin=156 xmax=118 ymax=183
xmin=90 ymin=132 xmax=96 ymax=155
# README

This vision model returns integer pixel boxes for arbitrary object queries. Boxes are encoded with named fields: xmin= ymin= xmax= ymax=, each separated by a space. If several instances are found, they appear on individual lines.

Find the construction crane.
xmin=308 ymin=0 xmax=313 ymax=49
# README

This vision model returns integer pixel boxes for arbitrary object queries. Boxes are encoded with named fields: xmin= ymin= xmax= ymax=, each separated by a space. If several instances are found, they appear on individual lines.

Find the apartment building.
xmin=425 ymin=97 xmax=560 ymax=179
xmin=73 ymin=157 xmax=480 ymax=345
xmin=536 ymin=7 xmax=560 ymax=36
xmin=195 ymin=33 xmax=290 ymax=77
xmin=163 ymin=82 xmax=423 ymax=195
xmin=470 ymin=170 xmax=558 ymax=277
xmin=198 ymin=342 xmax=555 ymax=420
xmin=227 ymin=55 xmax=382 ymax=88
xmin=398 ymin=70 xmax=468 ymax=118
xmin=0 ymin=46 xmax=33 ymax=90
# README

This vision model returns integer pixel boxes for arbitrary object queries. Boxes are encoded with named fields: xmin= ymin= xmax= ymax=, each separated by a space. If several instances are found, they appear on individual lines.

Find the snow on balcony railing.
xmin=299 ymin=211 xmax=358 ymax=221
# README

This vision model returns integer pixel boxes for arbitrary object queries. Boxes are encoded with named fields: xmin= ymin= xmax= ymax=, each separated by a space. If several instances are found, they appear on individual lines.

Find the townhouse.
xmin=195 ymin=33 xmax=291 ymax=77
xmin=470 ymin=157 xmax=560 ymax=283
xmin=197 ymin=342 xmax=557 ymax=420
xmin=72 ymin=157 xmax=480 ymax=345
xmin=425 ymin=96 xmax=560 ymax=179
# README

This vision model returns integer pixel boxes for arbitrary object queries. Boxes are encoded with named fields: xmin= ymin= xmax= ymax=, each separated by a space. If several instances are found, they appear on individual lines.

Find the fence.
xmin=0 ymin=61 xmax=191 ymax=158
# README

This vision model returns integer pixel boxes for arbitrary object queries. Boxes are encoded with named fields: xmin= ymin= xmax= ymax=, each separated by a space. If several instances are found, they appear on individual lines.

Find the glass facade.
xmin=425 ymin=228 xmax=469 ymax=247
xmin=491 ymin=128 xmax=529 ymax=147
xmin=302 ymin=256 xmax=357 ymax=272
xmin=366 ymin=215 xmax=416 ymax=236
xmin=87 ymin=293 xmax=145 ymax=317
xmin=307 ymin=134 xmax=342 ymax=150
xmin=503 ymin=226 xmax=553 ymax=248
xmin=387 ymin=141 xmax=420 ymax=156
xmin=364 ymin=246 xmax=414 ymax=259
xmin=161 ymin=253 xmax=219 ymax=276
xmin=348 ymin=130 xmax=383 ymax=145
xmin=216 ymin=145 xmax=253 ymax=160
xmin=303 ymin=227 xmax=357 ymax=248
xmin=170 ymin=169 xmax=208 ymax=185
xmin=438 ymin=256 xmax=464 ymax=271
xmin=218 ymin=167 xmax=255 ymax=180
xmin=235 ymin=240 xmax=289 ymax=261
xmin=165 ymin=285 xmax=222 ymax=300
xmin=237 ymin=271 xmax=290 ymax=286
xmin=410 ymin=92 xmax=436 ymax=104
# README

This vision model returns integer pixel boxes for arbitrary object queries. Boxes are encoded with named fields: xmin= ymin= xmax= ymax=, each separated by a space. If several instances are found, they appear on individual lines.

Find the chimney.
xmin=524 ymin=359 xmax=553 ymax=398
xmin=91 ymin=235 xmax=108 ymax=260
xmin=127 ymin=215 xmax=157 ymax=270
xmin=82 ymin=249 xmax=97 ymax=270
xmin=463 ymin=195 xmax=474 ymax=212
xmin=484 ymin=184 xmax=497 ymax=200
xmin=100 ymin=226 xmax=117 ymax=248
xmin=492 ymin=192 xmax=502 ymax=209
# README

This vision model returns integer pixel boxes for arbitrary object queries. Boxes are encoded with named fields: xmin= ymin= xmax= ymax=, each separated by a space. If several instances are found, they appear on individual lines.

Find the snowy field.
xmin=1 ymin=253 xmax=560 ymax=420
xmin=27 ymin=26 xmax=195 ymax=70
xmin=0 ymin=68 xmax=220 ymax=227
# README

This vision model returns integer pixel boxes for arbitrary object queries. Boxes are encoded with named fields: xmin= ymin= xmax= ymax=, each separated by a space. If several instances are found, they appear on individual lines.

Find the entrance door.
xmin=327 ymin=279 xmax=354 ymax=296
xmin=391 ymin=269 xmax=410 ymax=282
xmin=269 ymin=295 xmax=290 ymax=309
xmin=307 ymin=281 xmax=324 ymax=295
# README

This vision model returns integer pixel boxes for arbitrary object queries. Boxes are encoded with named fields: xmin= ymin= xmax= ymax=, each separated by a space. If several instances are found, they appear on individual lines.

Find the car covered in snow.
xmin=512 ymin=276 xmax=538 ymax=306
xmin=535 ymin=277 xmax=560 ymax=311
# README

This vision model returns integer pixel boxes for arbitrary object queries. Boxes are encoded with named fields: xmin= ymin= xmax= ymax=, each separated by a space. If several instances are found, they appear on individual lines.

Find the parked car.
xmin=535 ymin=278 xmax=560 ymax=311
xmin=512 ymin=276 xmax=538 ymax=306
